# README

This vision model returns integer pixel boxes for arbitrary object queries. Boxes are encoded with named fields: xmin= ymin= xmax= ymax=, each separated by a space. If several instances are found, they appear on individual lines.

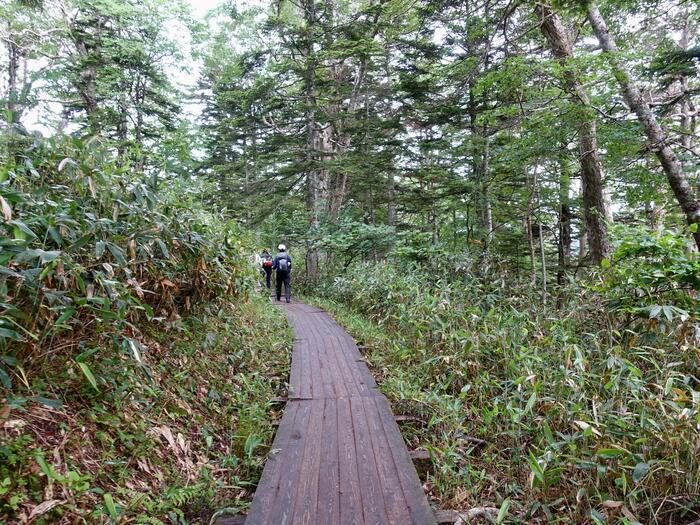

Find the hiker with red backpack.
xmin=272 ymin=244 xmax=292 ymax=303
xmin=260 ymin=249 xmax=273 ymax=289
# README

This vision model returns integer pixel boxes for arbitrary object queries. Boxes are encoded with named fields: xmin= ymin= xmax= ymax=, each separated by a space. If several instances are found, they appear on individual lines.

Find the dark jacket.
xmin=272 ymin=252 xmax=292 ymax=272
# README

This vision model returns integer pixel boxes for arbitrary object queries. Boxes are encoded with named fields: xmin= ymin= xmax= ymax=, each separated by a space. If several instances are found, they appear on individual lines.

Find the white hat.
xmin=278 ymin=244 xmax=286 ymax=251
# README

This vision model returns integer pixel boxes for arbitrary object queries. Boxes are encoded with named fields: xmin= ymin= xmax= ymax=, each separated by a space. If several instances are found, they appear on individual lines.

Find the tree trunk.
xmin=536 ymin=173 xmax=547 ymax=301
xmin=482 ymin=134 xmax=493 ymax=246
xmin=585 ymin=1 xmax=700 ymax=249
xmin=7 ymin=23 xmax=20 ymax=124
xmin=557 ymin=159 xmax=572 ymax=286
xmin=537 ymin=2 xmax=610 ymax=263
xmin=73 ymin=38 xmax=99 ymax=121
xmin=526 ymin=169 xmax=537 ymax=286
xmin=387 ymin=170 xmax=397 ymax=228
xmin=304 ymin=0 xmax=320 ymax=279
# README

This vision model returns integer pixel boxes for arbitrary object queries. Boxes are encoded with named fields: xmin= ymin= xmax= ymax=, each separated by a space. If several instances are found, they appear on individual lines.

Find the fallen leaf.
xmin=3 ymin=418 xmax=26 ymax=430
xmin=574 ymin=420 xmax=602 ymax=437
xmin=0 ymin=195 xmax=12 ymax=222
xmin=602 ymin=500 xmax=623 ymax=508
xmin=159 ymin=425 xmax=176 ymax=452
xmin=177 ymin=432 xmax=187 ymax=453
xmin=28 ymin=499 xmax=63 ymax=521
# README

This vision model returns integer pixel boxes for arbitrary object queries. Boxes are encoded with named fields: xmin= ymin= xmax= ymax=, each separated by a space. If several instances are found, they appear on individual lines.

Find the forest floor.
xmin=1 ymin=298 xmax=292 ymax=524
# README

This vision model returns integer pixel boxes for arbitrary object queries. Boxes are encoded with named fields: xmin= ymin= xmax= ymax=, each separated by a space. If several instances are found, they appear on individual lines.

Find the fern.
xmin=165 ymin=484 xmax=201 ymax=508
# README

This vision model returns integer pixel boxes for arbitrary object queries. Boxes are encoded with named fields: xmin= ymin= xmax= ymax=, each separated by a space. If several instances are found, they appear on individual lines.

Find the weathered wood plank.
xmin=268 ymin=400 xmax=312 ymax=524
xmin=337 ymin=397 xmax=364 ymax=525
xmin=292 ymin=398 xmax=325 ymax=525
xmin=350 ymin=397 xmax=389 ymax=524
xmin=374 ymin=396 xmax=437 ymax=525
xmin=363 ymin=396 xmax=413 ymax=524
xmin=247 ymin=302 xmax=435 ymax=524
xmin=316 ymin=398 xmax=341 ymax=525
xmin=246 ymin=401 xmax=300 ymax=525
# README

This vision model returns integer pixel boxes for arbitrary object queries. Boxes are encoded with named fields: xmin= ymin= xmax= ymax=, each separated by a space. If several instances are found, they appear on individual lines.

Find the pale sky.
xmin=187 ymin=0 xmax=225 ymax=20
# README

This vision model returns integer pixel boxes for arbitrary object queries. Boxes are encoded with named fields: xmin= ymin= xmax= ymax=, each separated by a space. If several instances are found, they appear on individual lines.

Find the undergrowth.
xmin=1 ymin=299 xmax=290 ymax=524
xmin=310 ymin=234 xmax=700 ymax=525
xmin=1 ymin=137 xmax=292 ymax=523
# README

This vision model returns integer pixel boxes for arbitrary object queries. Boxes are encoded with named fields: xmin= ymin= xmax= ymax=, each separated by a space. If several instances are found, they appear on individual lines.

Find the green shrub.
xmin=600 ymin=225 xmax=700 ymax=325
xmin=0 ymin=136 xmax=254 ymax=389
xmin=312 ymin=252 xmax=700 ymax=523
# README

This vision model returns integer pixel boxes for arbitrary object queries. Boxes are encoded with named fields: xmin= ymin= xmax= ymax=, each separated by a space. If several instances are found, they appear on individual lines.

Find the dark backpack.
xmin=278 ymin=256 xmax=289 ymax=272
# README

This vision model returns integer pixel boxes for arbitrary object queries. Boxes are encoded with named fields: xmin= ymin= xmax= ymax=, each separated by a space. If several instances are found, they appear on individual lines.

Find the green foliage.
xmin=311 ymin=257 xmax=699 ymax=523
xmin=599 ymin=226 xmax=700 ymax=321
xmin=0 ymin=135 xmax=253 ymax=388
xmin=0 ymin=135 xmax=292 ymax=522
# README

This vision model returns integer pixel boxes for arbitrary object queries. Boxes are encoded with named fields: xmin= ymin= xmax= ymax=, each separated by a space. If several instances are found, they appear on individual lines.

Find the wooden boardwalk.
xmin=246 ymin=302 xmax=435 ymax=525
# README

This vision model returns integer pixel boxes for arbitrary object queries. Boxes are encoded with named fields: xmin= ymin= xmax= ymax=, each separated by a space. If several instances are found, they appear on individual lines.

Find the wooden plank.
xmin=321 ymin=315 xmax=362 ymax=360
xmin=307 ymin=334 xmax=325 ymax=399
xmin=363 ymin=396 xmax=413 ymax=524
xmin=354 ymin=359 xmax=379 ymax=393
xmin=298 ymin=339 xmax=312 ymax=400
xmin=374 ymin=396 xmax=437 ymax=525
xmin=316 ymin=398 xmax=341 ymax=524
xmin=250 ymin=301 xmax=436 ymax=525
xmin=307 ymin=316 xmax=348 ymax=397
xmin=321 ymin=327 xmax=350 ymax=399
xmin=337 ymin=398 xmax=363 ymax=525
xmin=331 ymin=334 xmax=365 ymax=398
xmin=292 ymin=399 xmax=325 ymax=525
xmin=246 ymin=401 xmax=301 ymax=525
xmin=268 ymin=401 xmax=312 ymax=525
xmin=317 ymin=335 xmax=336 ymax=398
xmin=350 ymin=397 xmax=389 ymax=524
xmin=288 ymin=346 xmax=302 ymax=399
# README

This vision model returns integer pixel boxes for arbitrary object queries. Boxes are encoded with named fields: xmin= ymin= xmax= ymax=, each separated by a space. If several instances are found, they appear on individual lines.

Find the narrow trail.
xmin=246 ymin=302 xmax=436 ymax=525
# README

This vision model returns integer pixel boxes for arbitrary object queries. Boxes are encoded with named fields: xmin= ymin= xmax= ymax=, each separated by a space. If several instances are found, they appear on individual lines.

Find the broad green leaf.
xmin=632 ymin=462 xmax=649 ymax=483
xmin=0 ymin=328 xmax=22 ymax=341
xmin=596 ymin=448 xmax=628 ymax=457
xmin=0 ymin=367 xmax=10 ymax=388
xmin=496 ymin=498 xmax=510 ymax=524
xmin=77 ymin=362 xmax=99 ymax=391
xmin=103 ymin=493 xmax=117 ymax=518
xmin=54 ymin=308 xmax=76 ymax=328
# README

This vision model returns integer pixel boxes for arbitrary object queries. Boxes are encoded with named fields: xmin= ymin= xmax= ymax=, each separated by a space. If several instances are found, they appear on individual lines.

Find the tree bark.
xmin=585 ymin=1 xmax=700 ymax=249
xmin=557 ymin=158 xmax=572 ymax=286
xmin=537 ymin=2 xmax=610 ymax=263
xmin=387 ymin=171 xmax=397 ymax=228
xmin=526 ymin=169 xmax=537 ymax=286
xmin=536 ymin=173 xmax=547 ymax=301
xmin=482 ymin=135 xmax=493 ymax=246
xmin=6 ymin=23 xmax=20 ymax=124
xmin=303 ymin=0 xmax=321 ymax=278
